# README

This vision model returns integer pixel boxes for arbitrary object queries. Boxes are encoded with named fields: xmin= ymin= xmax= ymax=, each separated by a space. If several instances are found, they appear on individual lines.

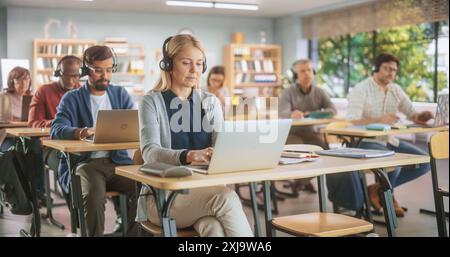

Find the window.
xmin=312 ymin=21 xmax=449 ymax=102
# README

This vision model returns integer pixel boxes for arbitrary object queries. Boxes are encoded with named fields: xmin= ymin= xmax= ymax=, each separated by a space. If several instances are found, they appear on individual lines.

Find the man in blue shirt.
xmin=51 ymin=45 xmax=137 ymax=236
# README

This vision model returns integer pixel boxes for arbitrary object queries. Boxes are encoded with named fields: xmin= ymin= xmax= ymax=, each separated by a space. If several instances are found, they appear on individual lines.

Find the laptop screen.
xmin=435 ymin=93 xmax=449 ymax=127
xmin=21 ymin=95 xmax=32 ymax=121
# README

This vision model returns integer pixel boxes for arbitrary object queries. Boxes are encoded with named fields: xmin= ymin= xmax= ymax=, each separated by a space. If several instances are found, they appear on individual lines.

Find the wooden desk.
xmin=116 ymin=148 xmax=428 ymax=237
xmin=322 ymin=125 xmax=448 ymax=138
xmin=225 ymin=116 xmax=340 ymax=127
xmin=0 ymin=121 xmax=28 ymax=128
xmin=322 ymin=125 xmax=448 ymax=147
xmin=291 ymin=118 xmax=341 ymax=127
xmin=42 ymin=139 xmax=140 ymax=153
xmin=5 ymin=127 xmax=49 ymax=137
xmin=42 ymin=139 xmax=140 ymax=237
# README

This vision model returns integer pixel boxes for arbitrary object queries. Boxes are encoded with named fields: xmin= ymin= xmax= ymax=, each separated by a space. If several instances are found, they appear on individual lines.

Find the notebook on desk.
xmin=316 ymin=148 xmax=395 ymax=158
xmin=188 ymin=119 xmax=292 ymax=175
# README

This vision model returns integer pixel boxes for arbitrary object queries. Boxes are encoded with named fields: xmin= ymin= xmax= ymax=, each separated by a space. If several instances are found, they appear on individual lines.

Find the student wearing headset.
xmin=137 ymin=34 xmax=253 ymax=237
xmin=51 ymin=46 xmax=138 ymax=236
xmin=278 ymin=59 xmax=336 ymax=192
xmin=341 ymin=53 xmax=433 ymax=217
xmin=25 ymin=55 xmax=82 ymax=206
xmin=1 ymin=66 xmax=32 ymax=151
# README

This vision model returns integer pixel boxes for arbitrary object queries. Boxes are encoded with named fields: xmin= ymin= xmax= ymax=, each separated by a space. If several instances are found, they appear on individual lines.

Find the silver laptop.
xmin=189 ymin=119 xmax=292 ymax=174
xmin=84 ymin=109 xmax=139 ymax=143
xmin=408 ymin=93 xmax=449 ymax=128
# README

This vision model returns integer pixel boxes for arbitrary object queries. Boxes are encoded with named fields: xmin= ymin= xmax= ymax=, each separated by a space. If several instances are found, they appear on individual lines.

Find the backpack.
xmin=0 ymin=148 xmax=33 ymax=215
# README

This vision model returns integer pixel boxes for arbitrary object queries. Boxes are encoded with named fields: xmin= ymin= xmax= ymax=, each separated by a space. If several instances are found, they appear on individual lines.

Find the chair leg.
xmin=119 ymin=194 xmax=128 ymax=237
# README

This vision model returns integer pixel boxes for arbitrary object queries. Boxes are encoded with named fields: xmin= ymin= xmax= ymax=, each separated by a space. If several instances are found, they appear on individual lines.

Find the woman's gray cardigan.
xmin=136 ymin=89 xmax=224 ymax=222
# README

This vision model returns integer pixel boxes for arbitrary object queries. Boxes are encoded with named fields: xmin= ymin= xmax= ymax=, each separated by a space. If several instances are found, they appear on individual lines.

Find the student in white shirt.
xmin=339 ymin=53 xmax=432 ymax=217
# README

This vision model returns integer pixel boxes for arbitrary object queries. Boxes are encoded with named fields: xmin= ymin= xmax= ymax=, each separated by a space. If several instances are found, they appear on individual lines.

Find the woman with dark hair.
xmin=206 ymin=65 xmax=229 ymax=112
xmin=1 ymin=66 xmax=32 ymax=151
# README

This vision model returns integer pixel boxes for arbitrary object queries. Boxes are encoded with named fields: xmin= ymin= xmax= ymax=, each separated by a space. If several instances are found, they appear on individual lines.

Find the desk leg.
xmin=263 ymin=181 xmax=275 ymax=237
xmin=317 ymin=175 xmax=327 ymax=212
xmin=359 ymin=171 xmax=374 ymax=223
xmin=42 ymin=165 xmax=65 ymax=230
xmin=18 ymin=137 xmax=41 ymax=237
xmin=249 ymin=182 xmax=261 ymax=237
xmin=65 ymin=152 xmax=87 ymax=236
xmin=372 ymin=168 xmax=397 ymax=237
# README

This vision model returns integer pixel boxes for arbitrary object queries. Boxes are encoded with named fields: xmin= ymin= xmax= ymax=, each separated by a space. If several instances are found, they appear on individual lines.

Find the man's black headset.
xmin=80 ymin=46 xmax=118 ymax=77
xmin=291 ymin=60 xmax=316 ymax=81
xmin=53 ymin=55 xmax=82 ymax=77
xmin=159 ymin=36 xmax=207 ymax=73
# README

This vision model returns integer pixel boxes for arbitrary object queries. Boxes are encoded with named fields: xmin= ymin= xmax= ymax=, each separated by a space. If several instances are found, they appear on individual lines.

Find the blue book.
xmin=316 ymin=148 xmax=395 ymax=158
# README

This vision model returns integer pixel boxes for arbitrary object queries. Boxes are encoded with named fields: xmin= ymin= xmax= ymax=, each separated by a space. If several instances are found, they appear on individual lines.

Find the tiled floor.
xmin=1 ymin=146 xmax=448 ymax=237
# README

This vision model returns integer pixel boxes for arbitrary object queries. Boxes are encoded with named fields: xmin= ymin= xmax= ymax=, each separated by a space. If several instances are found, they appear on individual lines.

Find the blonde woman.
xmin=137 ymin=34 xmax=253 ymax=237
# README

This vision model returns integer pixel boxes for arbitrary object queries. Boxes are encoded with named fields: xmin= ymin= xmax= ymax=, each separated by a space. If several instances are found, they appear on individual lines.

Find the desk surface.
xmin=42 ymin=139 xmax=140 ymax=152
xmin=226 ymin=115 xmax=340 ymax=127
xmin=322 ymin=126 xmax=448 ymax=137
xmin=5 ymin=127 xmax=50 ymax=137
xmin=115 ymin=147 xmax=429 ymax=191
xmin=0 ymin=121 xmax=28 ymax=128
xmin=291 ymin=118 xmax=341 ymax=127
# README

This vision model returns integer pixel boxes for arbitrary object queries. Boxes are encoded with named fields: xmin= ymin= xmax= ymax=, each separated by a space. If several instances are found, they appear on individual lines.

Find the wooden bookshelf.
xmin=223 ymin=44 xmax=282 ymax=97
xmin=103 ymin=42 xmax=146 ymax=96
xmin=32 ymin=38 xmax=97 ymax=89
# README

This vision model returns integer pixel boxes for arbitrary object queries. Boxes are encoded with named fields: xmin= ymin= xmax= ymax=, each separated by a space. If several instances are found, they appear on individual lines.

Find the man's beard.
xmin=93 ymin=79 xmax=109 ymax=91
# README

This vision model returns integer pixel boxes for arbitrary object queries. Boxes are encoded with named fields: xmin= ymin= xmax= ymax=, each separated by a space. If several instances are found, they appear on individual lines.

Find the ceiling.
xmin=0 ymin=0 xmax=371 ymax=18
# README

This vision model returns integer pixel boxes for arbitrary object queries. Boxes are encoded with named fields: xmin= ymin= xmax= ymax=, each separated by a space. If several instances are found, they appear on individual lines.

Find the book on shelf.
xmin=254 ymin=60 xmax=262 ymax=72
xmin=254 ymin=74 xmax=277 ymax=83
xmin=240 ymin=60 xmax=248 ymax=72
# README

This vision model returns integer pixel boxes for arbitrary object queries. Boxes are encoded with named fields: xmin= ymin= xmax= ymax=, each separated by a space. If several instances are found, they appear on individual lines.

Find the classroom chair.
xmin=271 ymin=144 xmax=374 ymax=237
xmin=132 ymin=150 xmax=199 ymax=237
xmin=424 ymin=131 xmax=448 ymax=237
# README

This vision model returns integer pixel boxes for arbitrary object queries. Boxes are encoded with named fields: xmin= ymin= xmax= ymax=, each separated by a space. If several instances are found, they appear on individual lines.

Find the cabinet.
xmin=223 ymin=44 xmax=282 ymax=97
xmin=103 ymin=41 xmax=146 ymax=96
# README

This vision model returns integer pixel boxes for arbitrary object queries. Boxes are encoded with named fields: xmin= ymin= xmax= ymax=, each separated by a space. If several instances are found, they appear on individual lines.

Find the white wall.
xmin=5 ymin=7 xmax=274 ymax=90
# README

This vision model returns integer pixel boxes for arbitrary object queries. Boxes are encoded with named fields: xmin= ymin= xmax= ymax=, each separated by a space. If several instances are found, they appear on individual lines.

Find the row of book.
xmin=234 ymin=60 xmax=275 ymax=72
xmin=104 ymin=37 xmax=129 ymax=54
xmin=233 ymin=48 xmax=278 ymax=59
xmin=36 ymin=57 xmax=144 ymax=74
xmin=234 ymin=73 xmax=277 ymax=84
xmin=116 ymin=60 xmax=145 ymax=74
xmin=38 ymin=44 xmax=91 ymax=55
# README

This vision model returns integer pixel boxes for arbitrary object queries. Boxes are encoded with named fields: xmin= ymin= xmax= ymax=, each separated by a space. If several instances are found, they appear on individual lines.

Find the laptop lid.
xmin=192 ymin=119 xmax=292 ymax=174
xmin=434 ymin=93 xmax=449 ymax=127
xmin=0 ymin=93 xmax=11 ymax=122
xmin=21 ymin=95 xmax=32 ymax=121
xmin=90 ymin=109 xmax=139 ymax=143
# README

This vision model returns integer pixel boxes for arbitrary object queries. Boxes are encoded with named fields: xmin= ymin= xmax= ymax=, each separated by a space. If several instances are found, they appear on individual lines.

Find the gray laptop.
xmin=407 ymin=93 xmax=449 ymax=128
xmin=189 ymin=119 xmax=292 ymax=174
xmin=84 ymin=109 xmax=139 ymax=143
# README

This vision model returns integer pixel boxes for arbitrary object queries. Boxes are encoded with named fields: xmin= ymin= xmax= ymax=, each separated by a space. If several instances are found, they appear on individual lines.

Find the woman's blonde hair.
xmin=153 ymin=34 xmax=206 ymax=92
